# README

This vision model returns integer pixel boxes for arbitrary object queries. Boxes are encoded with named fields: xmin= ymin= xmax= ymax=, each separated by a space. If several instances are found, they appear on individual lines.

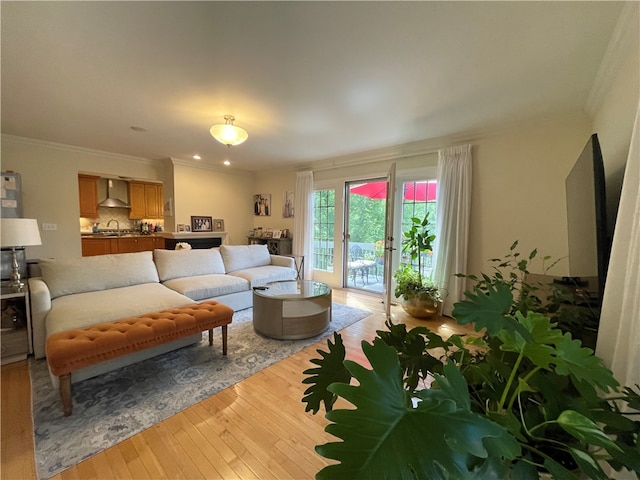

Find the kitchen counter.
xmin=81 ymin=232 xmax=164 ymax=238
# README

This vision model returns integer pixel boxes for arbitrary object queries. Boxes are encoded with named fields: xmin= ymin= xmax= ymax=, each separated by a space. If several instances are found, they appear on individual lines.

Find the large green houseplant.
xmin=302 ymin=243 xmax=640 ymax=479
xmin=394 ymin=213 xmax=442 ymax=318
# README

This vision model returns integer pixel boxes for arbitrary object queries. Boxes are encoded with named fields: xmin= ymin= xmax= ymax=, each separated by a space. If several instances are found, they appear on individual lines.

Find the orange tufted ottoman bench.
xmin=46 ymin=301 xmax=234 ymax=416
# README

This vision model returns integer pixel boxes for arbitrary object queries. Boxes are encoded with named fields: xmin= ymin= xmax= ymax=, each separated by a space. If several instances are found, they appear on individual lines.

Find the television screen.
xmin=565 ymin=133 xmax=609 ymax=301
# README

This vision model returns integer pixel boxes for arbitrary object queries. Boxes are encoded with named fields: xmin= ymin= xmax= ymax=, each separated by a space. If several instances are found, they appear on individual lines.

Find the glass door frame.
xmin=343 ymin=176 xmax=387 ymax=293
xmin=311 ymin=166 xmax=438 ymax=291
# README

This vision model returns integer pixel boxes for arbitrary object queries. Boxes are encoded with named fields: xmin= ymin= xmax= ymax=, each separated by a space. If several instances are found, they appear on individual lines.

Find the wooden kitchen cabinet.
xmin=78 ymin=174 xmax=100 ymax=218
xmin=128 ymin=181 xmax=163 ymax=219
xmin=82 ymin=236 xmax=165 ymax=256
xmin=128 ymin=182 xmax=146 ymax=219
xmin=137 ymin=236 xmax=165 ymax=251
xmin=145 ymin=183 xmax=162 ymax=218
xmin=116 ymin=237 xmax=140 ymax=254
xmin=82 ymin=238 xmax=116 ymax=256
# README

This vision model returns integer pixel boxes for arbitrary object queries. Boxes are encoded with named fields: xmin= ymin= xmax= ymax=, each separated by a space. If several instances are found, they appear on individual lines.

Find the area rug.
xmin=29 ymin=303 xmax=370 ymax=479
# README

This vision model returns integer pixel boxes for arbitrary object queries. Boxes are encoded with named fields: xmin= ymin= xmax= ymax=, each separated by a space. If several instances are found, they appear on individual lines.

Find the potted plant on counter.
xmin=302 ymin=244 xmax=640 ymax=479
xmin=393 ymin=213 xmax=442 ymax=318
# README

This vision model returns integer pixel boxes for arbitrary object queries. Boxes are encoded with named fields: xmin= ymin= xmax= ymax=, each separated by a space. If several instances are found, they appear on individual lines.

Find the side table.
xmin=1 ymin=285 xmax=32 ymax=365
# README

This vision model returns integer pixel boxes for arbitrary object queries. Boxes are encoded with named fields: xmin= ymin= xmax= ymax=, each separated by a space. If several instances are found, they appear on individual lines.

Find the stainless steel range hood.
xmin=99 ymin=179 xmax=130 ymax=208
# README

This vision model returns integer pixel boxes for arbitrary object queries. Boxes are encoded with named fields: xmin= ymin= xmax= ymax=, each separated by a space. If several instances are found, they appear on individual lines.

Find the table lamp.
xmin=1 ymin=218 xmax=42 ymax=290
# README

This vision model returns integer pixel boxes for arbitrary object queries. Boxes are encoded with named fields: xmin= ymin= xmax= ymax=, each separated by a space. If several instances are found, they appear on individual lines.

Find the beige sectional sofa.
xmin=29 ymin=244 xmax=296 ymax=386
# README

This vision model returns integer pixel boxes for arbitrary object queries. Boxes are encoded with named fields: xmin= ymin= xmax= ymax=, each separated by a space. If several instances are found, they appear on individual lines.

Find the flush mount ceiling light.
xmin=209 ymin=115 xmax=248 ymax=147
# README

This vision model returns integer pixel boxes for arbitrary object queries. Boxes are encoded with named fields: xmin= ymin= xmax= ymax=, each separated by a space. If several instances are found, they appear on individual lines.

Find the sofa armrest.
xmin=270 ymin=255 xmax=295 ymax=269
xmin=28 ymin=277 xmax=52 ymax=359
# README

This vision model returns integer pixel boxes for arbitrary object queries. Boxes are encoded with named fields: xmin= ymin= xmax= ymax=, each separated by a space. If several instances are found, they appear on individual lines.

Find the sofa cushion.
xmin=162 ymin=274 xmax=249 ymax=301
xmin=45 ymin=283 xmax=195 ymax=337
xmin=228 ymin=265 xmax=297 ymax=287
xmin=39 ymin=251 xmax=160 ymax=299
xmin=154 ymin=248 xmax=226 ymax=281
xmin=220 ymin=244 xmax=271 ymax=273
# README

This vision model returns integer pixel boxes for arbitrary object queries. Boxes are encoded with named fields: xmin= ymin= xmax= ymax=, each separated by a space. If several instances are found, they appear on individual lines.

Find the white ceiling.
xmin=0 ymin=1 xmax=626 ymax=172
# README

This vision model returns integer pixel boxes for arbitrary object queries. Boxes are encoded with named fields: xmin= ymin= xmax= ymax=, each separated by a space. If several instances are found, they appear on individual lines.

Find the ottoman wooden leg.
xmin=222 ymin=325 xmax=228 ymax=355
xmin=208 ymin=328 xmax=213 ymax=346
xmin=59 ymin=373 xmax=73 ymax=417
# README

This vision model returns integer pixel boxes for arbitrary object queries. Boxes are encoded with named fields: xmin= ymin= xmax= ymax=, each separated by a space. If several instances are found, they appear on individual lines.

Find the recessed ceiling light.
xmin=223 ymin=160 xmax=231 ymax=166
xmin=130 ymin=126 xmax=147 ymax=132
xmin=193 ymin=154 xmax=201 ymax=160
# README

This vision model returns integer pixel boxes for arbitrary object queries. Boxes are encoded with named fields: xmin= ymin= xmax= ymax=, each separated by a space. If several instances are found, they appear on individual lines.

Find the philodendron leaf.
xmin=498 ymin=312 xmax=560 ymax=370
xmin=452 ymin=283 xmax=519 ymax=336
xmin=315 ymin=340 xmax=520 ymax=480
xmin=557 ymin=410 xmax=623 ymax=453
xmin=302 ymin=333 xmax=350 ymax=414
xmin=554 ymin=334 xmax=619 ymax=391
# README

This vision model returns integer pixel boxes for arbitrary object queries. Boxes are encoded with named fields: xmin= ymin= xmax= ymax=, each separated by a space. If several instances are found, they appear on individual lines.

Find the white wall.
xmin=252 ymin=168 xmax=296 ymax=233
xmin=469 ymin=112 xmax=593 ymax=276
xmin=172 ymin=162 xmax=255 ymax=245
xmin=295 ymin=113 xmax=593 ymax=280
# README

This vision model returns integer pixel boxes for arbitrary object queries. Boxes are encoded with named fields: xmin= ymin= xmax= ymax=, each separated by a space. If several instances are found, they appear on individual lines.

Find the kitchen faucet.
xmin=106 ymin=219 xmax=120 ymax=235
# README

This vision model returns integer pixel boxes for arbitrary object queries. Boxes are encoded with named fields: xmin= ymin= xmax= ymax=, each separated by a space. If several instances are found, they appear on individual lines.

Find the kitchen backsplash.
xmin=79 ymin=207 xmax=164 ymax=233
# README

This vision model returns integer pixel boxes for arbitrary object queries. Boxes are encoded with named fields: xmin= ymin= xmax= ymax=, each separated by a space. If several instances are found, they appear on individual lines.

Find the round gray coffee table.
xmin=252 ymin=280 xmax=332 ymax=339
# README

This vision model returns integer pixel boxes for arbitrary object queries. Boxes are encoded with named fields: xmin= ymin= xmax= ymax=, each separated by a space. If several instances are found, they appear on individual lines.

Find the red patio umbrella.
xmin=350 ymin=181 xmax=436 ymax=201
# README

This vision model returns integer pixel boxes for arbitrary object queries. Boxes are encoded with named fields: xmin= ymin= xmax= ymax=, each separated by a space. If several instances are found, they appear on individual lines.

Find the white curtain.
xmin=293 ymin=171 xmax=314 ymax=280
xmin=432 ymin=144 xmax=473 ymax=317
xmin=596 ymin=102 xmax=640 ymax=389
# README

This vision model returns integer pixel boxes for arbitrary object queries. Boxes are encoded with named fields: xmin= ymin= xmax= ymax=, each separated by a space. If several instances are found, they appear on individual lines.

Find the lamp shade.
xmin=1 ymin=218 xmax=42 ymax=247
xmin=210 ymin=115 xmax=248 ymax=147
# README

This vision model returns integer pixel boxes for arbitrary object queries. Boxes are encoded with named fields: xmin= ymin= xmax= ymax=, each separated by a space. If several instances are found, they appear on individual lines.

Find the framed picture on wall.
xmin=213 ymin=219 xmax=225 ymax=232
xmin=283 ymin=191 xmax=294 ymax=218
xmin=254 ymin=194 xmax=271 ymax=216
xmin=191 ymin=216 xmax=212 ymax=232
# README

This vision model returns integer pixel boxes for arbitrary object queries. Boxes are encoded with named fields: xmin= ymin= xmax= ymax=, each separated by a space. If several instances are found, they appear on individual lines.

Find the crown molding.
xmin=170 ymin=157 xmax=254 ymax=177
xmin=1 ymin=134 xmax=158 ymax=165
xmin=586 ymin=2 xmax=639 ymax=117
xmin=299 ymin=131 xmax=479 ymax=173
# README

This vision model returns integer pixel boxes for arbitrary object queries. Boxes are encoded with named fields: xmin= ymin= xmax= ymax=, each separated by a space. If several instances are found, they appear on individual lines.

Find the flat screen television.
xmin=565 ymin=133 xmax=610 ymax=305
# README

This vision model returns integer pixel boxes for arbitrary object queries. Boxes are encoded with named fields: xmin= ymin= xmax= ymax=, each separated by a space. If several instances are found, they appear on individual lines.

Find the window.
xmin=314 ymin=190 xmax=335 ymax=272
xmin=400 ymin=180 xmax=437 ymax=278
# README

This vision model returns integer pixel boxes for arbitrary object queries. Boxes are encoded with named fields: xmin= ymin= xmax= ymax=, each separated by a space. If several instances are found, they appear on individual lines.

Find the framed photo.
xmin=184 ymin=225 xmax=191 ymax=232
xmin=213 ymin=219 xmax=225 ymax=232
xmin=191 ymin=216 xmax=212 ymax=232
xmin=283 ymin=191 xmax=294 ymax=218
xmin=272 ymin=229 xmax=282 ymax=239
xmin=177 ymin=224 xmax=185 ymax=232
xmin=254 ymin=193 xmax=271 ymax=216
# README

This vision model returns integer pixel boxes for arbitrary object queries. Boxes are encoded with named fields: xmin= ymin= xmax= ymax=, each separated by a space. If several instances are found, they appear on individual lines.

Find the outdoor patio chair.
xmin=349 ymin=246 xmax=377 ymax=286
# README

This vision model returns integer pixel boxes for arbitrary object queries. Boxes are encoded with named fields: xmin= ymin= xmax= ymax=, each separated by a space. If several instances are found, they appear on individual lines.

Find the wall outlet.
xmin=42 ymin=223 xmax=57 ymax=231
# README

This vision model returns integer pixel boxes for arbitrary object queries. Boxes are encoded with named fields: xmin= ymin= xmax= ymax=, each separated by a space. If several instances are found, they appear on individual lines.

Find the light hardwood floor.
xmin=1 ymin=289 xmax=474 ymax=480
